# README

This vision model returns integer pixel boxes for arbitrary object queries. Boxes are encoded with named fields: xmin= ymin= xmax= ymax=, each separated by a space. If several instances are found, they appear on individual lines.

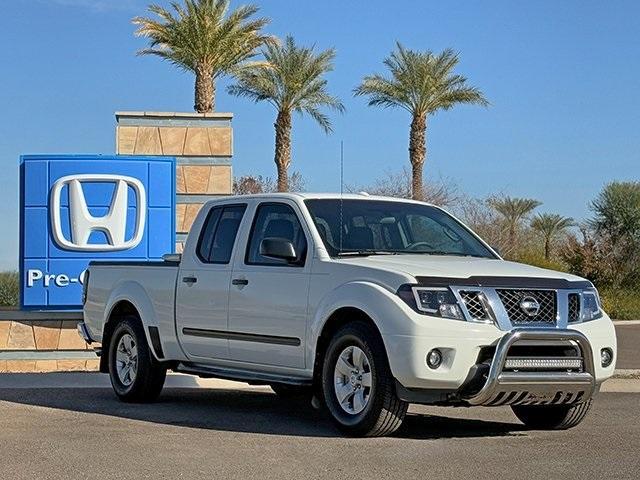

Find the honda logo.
xmin=50 ymin=174 xmax=146 ymax=252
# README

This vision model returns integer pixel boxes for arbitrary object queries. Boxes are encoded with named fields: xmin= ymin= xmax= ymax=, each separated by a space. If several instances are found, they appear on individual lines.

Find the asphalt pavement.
xmin=615 ymin=322 xmax=640 ymax=369
xmin=0 ymin=375 xmax=638 ymax=480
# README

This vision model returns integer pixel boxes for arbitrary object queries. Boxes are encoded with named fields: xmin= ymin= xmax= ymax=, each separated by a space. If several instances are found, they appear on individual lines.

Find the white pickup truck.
xmin=80 ymin=193 xmax=617 ymax=437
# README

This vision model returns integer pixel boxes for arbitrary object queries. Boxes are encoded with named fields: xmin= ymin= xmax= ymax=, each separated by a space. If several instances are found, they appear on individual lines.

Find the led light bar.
xmin=504 ymin=358 xmax=583 ymax=370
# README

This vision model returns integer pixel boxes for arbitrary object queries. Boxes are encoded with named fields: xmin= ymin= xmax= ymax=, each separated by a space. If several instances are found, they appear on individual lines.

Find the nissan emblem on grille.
xmin=519 ymin=296 xmax=541 ymax=317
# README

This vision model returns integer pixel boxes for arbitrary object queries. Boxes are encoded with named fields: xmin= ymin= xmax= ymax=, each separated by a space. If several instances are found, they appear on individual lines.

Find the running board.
xmin=175 ymin=362 xmax=313 ymax=387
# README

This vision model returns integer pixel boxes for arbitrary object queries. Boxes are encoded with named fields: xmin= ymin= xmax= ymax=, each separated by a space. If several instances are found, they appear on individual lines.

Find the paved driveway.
xmin=616 ymin=323 xmax=640 ymax=369
xmin=0 ymin=379 xmax=638 ymax=480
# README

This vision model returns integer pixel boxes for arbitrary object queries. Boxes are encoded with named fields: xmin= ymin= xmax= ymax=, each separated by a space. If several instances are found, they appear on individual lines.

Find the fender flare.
xmin=306 ymin=281 xmax=414 ymax=370
xmin=102 ymin=281 xmax=161 ymax=361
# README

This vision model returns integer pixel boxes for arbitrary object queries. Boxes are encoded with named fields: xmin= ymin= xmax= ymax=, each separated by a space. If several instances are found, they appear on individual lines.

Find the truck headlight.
xmin=397 ymin=285 xmax=464 ymax=320
xmin=581 ymin=288 xmax=602 ymax=321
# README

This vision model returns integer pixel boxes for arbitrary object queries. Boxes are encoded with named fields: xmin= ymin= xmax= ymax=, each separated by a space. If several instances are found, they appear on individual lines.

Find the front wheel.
xmin=108 ymin=316 xmax=167 ymax=403
xmin=511 ymin=400 xmax=593 ymax=430
xmin=321 ymin=322 xmax=408 ymax=437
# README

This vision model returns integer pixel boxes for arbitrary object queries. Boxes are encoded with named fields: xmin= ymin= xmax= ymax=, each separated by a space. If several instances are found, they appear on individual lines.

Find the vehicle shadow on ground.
xmin=0 ymin=387 xmax=526 ymax=439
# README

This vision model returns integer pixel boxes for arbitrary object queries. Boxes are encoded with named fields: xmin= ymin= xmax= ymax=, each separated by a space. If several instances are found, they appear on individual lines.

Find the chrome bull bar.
xmin=464 ymin=328 xmax=596 ymax=406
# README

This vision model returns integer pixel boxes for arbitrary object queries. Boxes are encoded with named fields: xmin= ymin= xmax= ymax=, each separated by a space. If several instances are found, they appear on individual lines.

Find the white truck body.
xmin=81 ymin=193 xmax=617 ymax=434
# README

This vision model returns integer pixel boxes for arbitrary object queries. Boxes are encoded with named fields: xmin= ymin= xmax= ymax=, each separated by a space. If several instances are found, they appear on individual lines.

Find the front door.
xmin=176 ymin=203 xmax=247 ymax=360
xmin=227 ymin=202 xmax=311 ymax=369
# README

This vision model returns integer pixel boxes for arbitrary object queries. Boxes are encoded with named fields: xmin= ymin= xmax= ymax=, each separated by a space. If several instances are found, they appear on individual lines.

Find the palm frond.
xmin=133 ymin=0 xmax=271 ymax=76
xmin=354 ymin=43 xmax=488 ymax=116
xmin=227 ymin=34 xmax=344 ymax=133
xmin=531 ymin=213 xmax=575 ymax=237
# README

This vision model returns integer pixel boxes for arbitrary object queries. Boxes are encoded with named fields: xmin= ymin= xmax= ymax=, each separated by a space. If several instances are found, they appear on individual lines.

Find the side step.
xmin=175 ymin=362 xmax=313 ymax=387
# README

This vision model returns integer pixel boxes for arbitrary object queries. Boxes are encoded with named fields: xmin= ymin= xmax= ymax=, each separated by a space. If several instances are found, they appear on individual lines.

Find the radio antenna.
xmin=339 ymin=140 xmax=344 ymax=253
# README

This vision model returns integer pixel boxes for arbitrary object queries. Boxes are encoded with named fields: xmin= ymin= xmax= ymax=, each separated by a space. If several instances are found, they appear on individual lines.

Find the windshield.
xmin=304 ymin=199 xmax=497 ymax=258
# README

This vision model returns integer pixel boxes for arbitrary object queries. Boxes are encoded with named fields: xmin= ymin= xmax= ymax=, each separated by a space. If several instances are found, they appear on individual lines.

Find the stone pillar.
xmin=115 ymin=112 xmax=233 ymax=251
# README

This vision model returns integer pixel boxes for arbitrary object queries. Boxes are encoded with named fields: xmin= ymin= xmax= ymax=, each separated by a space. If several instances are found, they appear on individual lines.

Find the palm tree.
xmin=133 ymin=0 xmax=273 ymax=113
xmin=228 ymin=36 xmax=344 ymax=192
xmin=488 ymin=196 xmax=541 ymax=251
xmin=354 ymin=43 xmax=488 ymax=200
xmin=531 ymin=213 xmax=575 ymax=259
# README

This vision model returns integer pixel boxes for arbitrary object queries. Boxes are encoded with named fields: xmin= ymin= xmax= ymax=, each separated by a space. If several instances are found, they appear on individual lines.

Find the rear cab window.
xmin=196 ymin=204 xmax=247 ymax=264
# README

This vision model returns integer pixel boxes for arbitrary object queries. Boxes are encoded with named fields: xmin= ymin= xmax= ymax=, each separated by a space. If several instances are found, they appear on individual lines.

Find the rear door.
xmin=175 ymin=203 xmax=247 ymax=360
xmin=227 ymin=201 xmax=311 ymax=369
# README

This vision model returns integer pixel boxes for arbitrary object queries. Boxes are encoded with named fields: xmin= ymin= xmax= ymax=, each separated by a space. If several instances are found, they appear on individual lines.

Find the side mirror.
xmin=259 ymin=237 xmax=297 ymax=261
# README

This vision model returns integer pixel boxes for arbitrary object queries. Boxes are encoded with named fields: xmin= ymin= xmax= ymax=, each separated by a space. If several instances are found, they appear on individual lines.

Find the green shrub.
xmin=0 ymin=271 xmax=19 ymax=307
xmin=510 ymin=249 xmax=569 ymax=273
xmin=599 ymin=287 xmax=640 ymax=320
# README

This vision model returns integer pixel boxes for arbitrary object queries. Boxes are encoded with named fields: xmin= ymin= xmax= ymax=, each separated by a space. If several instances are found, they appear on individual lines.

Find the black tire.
xmin=321 ymin=321 xmax=408 ymax=437
xmin=512 ymin=400 xmax=593 ymax=430
xmin=108 ymin=316 xmax=167 ymax=403
xmin=270 ymin=384 xmax=313 ymax=399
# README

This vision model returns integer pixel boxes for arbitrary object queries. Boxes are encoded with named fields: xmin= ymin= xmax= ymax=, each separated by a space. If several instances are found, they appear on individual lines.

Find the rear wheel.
xmin=321 ymin=322 xmax=408 ymax=437
xmin=108 ymin=316 xmax=166 ymax=403
xmin=511 ymin=400 xmax=593 ymax=430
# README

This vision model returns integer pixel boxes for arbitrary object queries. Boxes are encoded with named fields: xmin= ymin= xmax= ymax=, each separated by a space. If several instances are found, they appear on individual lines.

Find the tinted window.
xmin=304 ymin=199 xmax=496 ymax=258
xmin=196 ymin=205 xmax=246 ymax=264
xmin=246 ymin=203 xmax=308 ymax=266
xmin=197 ymin=207 xmax=222 ymax=262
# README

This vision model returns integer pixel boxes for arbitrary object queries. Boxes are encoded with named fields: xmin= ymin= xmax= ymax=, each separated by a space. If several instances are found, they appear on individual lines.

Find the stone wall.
xmin=0 ymin=312 xmax=99 ymax=373
xmin=115 ymin=111 xmax=234 ymax=252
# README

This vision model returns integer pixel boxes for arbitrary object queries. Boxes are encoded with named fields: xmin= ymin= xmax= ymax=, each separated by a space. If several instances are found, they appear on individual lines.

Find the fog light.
xmin=427 ymin=349 xmax=443 ymax=369
xmin=601 ymin=348 xmax=613 ymax=368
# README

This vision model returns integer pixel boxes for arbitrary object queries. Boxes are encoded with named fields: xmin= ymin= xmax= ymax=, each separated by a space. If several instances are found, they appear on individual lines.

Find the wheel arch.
xmin=312 ymin=306 xmax=386 ymax=383
xmin=100 ymin=282 xmax=160 ymax=372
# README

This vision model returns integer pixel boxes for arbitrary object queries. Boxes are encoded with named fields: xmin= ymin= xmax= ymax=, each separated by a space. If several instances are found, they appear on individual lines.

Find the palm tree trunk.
xmin=544 ymin=238 xmax=551 ymax=259
xmin=274 ymin=110 xmax=292 ymax=192
xmin=409 ymin=113 xmax=427 ymax=200
xmin=508 ymin=223 xmax=517 ymax=253
xmin=194 ymin=65 xmax=215 ymax=113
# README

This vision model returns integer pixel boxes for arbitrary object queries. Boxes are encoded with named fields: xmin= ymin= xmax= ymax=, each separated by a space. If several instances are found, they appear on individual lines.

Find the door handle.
xmin=182 ymin=276 xmax=198 ymax=284
xmin=232 ymin=278 xmax=249 ymax=286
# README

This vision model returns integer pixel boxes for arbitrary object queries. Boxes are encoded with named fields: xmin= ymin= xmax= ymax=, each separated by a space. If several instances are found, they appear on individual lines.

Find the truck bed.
xmin=83 ymin=260 xmax=183 ymax=362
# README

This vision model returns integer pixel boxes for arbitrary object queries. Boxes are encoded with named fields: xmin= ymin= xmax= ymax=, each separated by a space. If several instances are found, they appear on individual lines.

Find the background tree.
xmin=351 ymin=167 xmax=459 ymax=207
xmin=133 ymin=0 xmax=273 ymax=113
xmin=588 ymin=181 xmax=640 ymax=285
xmin=531 ymin=213 xmax=574 ymax=259
xmin=228 ymin=36 xmax=343 ymax=191
xmin=590 ymin=181 xmax=640 ymax=243
xmin=354 ymin=43 xmax=488 ymax=200
xmin=233 ymin=171 xmax=305 ymax=195
xmin=488 ymin=196 xmax=541 ymax=253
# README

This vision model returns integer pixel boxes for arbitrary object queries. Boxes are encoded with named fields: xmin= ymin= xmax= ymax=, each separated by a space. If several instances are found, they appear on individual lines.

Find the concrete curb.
xmin=613 ymin=369 xmax=640 ymax=379
xmin=613 ymin=320 xmax=640 ymax=325
xmin=600 ymin=378 xmax=640 ymax=393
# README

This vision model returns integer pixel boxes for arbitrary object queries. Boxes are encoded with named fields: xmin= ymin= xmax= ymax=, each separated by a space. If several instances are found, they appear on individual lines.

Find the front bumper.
xmin=462 ymin=328 xmax=595 ymax=406
xmin=385 ymin=312 xmax=617 ymax=404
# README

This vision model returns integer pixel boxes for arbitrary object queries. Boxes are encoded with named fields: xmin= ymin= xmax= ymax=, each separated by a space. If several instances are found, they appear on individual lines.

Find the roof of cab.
xmin=203 ymin=192 xmax=435 ymax=206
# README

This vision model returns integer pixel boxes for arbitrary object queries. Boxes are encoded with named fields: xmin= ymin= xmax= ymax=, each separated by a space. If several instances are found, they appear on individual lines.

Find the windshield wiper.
xmin=336 ymin=250 xmax=399 ymax=257
xmin=417 ymin=251 xmax=488 ymax=258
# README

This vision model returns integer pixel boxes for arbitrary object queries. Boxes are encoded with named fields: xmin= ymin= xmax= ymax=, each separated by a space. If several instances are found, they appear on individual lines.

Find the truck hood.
xmin=338 ymin=254 xmax=586 ymax=283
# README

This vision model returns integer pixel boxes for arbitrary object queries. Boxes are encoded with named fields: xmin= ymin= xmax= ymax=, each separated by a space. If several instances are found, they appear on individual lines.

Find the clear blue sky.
xmin=1 ymin=0 xmax=639 ymax=270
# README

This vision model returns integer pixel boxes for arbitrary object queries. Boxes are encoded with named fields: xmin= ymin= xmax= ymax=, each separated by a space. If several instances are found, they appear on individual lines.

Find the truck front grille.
xmin=568 ymin=293 xmax=581 ymax=323
xmin=496 ymin=289 xmax=557 ymax=325
xmin=459 ymin=291 xmax=491 ymax=321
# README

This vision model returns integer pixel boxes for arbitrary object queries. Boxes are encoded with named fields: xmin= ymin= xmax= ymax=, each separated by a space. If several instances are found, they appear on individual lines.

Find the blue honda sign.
xmin=20 ymin=154 xmax=175 ymax=309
